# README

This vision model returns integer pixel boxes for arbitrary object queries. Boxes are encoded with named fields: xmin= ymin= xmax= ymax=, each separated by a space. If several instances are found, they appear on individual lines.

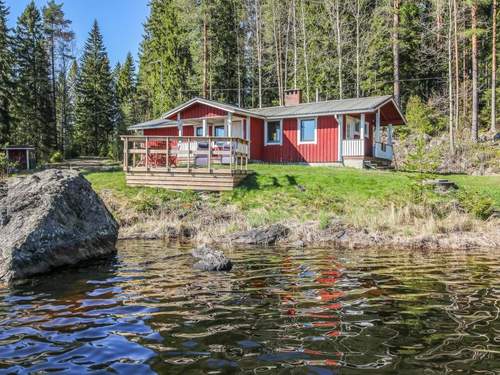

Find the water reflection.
xmin=0 ymin=242 xmax=499 ymax=374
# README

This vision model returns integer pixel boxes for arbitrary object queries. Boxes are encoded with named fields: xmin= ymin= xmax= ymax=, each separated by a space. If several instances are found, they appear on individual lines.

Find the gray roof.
xmin=129 ymin=94 xmax=404 ymax=130
xmin=162 ymin=96 xmax=258 ymax=119
xmin=128 ymin=117 xmax=178 ymax=130
xmin=249 ymin=95 xmax=394 ymax=118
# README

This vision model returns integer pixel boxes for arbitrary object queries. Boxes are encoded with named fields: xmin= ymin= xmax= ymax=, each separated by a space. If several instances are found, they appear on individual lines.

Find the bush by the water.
xmin=457 ymin=190 xmax=495 ymax=220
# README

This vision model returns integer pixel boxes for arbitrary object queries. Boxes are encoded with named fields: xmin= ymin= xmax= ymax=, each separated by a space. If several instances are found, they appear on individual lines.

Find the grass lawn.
xmin=85 ymin=165 xmax=499 ymax=231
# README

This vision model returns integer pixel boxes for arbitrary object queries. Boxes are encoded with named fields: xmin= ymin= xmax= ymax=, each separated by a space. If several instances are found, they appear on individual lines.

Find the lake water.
xmin=0 ymin=242 xmax=499 ymax=374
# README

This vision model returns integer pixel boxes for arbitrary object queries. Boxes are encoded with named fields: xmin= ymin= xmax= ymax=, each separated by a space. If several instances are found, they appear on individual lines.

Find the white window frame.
xmin=214 ymin=125 xmax=225 ymax=137
xmin=297 ymin=117 xmax=317 ymax=144
xmin=264 ymin=119 xmax=283 ymax=146
xmin=346 ymin=115 xmax=361 ymax=140
xmin=195 ymin=126 xmax=204 ymax=137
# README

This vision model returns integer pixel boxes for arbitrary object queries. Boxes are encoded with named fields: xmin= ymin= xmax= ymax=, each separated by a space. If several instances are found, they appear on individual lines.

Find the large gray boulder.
xmin=0 ymin=169 xmax=118 ymax=282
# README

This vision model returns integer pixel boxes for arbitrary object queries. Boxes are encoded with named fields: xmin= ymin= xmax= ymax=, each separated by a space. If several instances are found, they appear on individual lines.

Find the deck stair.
xmin=363 ymin=159 xmax=394 ymax=170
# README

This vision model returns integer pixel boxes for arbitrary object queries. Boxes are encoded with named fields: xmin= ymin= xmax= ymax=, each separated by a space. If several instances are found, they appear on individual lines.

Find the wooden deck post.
xmin=123 ymin=137 xmax=128 ymax=171
xmin=208 ymin=137 xmax=212 ymax=172
xmin=187 ymin=137 xmax=191 ymax=171
xmin=375 ymin=109 xmax=381 ymax=143
xmin=145 ymin=136 xmax=149 ymax=171
xmin=202 ymin=118 xmax=208 ymax=136
xmin=166 ymin=137 xmax=170 ymax=171
xmin=229 ymin=139 xmax=233 ymax=172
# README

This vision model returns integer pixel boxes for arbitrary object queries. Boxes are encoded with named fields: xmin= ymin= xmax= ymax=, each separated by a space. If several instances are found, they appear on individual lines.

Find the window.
xmin=195 ymin=126 xmax=204 ymax=137
xmin=346 ymin=116 xmax=360 ymax=139
xmin=346 ymin=115 xmax=369 ymax=139
xmin=214 ymin=125 xmax=225 ymax=137
xmin=298 ymin=118 xmax=317 ymax=144
xmin=265 ymin=120 xmax=282 ymax=145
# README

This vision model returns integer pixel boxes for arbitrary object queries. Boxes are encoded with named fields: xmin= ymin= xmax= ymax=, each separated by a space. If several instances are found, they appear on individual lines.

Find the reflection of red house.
xmin=130 ymin=89 xmax=406 ymax=168
xmin=2 ymin=146 xmax=36 ymax=170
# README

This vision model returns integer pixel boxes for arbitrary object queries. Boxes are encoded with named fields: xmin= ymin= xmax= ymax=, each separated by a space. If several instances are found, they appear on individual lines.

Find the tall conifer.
xmin=138 ymin=0 xmax=192 ymax=116
xmin=74 ymin=21 xmax=116 ymax=156
xmin=0 ymin=0 xmax=12 ymax=145
xmin=11 ymin=1 xmax=55 ymax=156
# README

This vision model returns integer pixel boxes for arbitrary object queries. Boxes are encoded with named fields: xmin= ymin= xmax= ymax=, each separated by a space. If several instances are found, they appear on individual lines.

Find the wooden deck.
xmin=121 ymin=135 xmax=251 ymax=191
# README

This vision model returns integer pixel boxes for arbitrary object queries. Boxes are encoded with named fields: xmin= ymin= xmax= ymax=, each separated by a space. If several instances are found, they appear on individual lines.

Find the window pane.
xmin=267 ymin=121 xmax=281 ymax=143
xmin=300 ymin=119 xmax=316 ymax=142
xmin=214 ymin=126 xmax=225 ymax=137
xmin=196 ymin=127 xmax=203 ymax=136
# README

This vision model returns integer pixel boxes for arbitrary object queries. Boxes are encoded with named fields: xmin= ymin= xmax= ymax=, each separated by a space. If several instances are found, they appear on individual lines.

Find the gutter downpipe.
xmin=336 ymin=114 xmax=343 ymax=164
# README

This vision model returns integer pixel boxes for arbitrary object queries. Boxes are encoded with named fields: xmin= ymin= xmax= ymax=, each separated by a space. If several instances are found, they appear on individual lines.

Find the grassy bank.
xmin=85 ymin=165 xmax=499 ymax=242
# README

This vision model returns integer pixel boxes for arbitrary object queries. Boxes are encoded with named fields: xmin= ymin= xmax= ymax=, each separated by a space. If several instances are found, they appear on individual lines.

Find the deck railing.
xmin=121 ymin=135 xmax=250 ymax=173
xmin=342 ymin=139 xmax=365 ymax=156
xmin=373 ymin=142 xmax=393 ymax=160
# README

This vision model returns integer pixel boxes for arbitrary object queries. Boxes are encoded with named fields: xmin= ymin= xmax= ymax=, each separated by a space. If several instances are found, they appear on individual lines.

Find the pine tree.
xmin=116 ymin=52 xmax=138 ymax=126
xmin=138 ymin=0 xmax=192 ymax=116
xmin=11 ymin=1 xmax=55 ymax=157
xmin=63 ymin=59 xmax=78 ymax=156
xmin=74 ymin=20 xmax=116 ymax=156
xmin=43 ymin=0 xmax=74 ymax=151
xmin=0 ymin=0 xmax=12 ymax=145
xmin=206 ymin=0 xmax=242 ymax=104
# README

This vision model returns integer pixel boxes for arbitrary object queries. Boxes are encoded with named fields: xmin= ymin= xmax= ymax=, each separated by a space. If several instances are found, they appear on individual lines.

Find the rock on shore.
xmin=0 ymin=170 xmax=119 ymax=283
xmin=192 ymin=245 xmax=232 ymax=271
xmin=228 ymin=224 xmax=289 ymax=246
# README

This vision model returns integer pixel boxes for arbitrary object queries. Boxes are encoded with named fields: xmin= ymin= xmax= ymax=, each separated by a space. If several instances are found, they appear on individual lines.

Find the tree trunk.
xmin=293 ymin=0 xmax=298 ymax=89
xmin=436 ymin=0 xmax=443 ymax=43
xmin=492 ymin=0 xmax=497 ymax=133
xmin=49 ymin=30 xmax=58 ymax=151
xmin=271 ymin=2 xmax=283 ymax=105
xmin=393 ymin=0 xmax=400 ymax=106
xmin=255 ymin=0 xmax=263 ymax=108
xmin=300 ymin=0 xmax=310 ymax=102
xmin=284 ymin=5 xmax=292 ymax=92
xmin=471 ymin=0 xmax=479 ymax=142
xmin=448 ymin=0 xmax=455 ymax=154
xmin=453 ymin=0 xmax=460 ymax=130
xmin=355 ymin=0 xmax=361 ymax=98
xmin=234 ymin=1 xmax=241 ymax=106
xmin=335 ymin=0 xmax=343 ymax=99
xmin=203 ymin=8 xmax=208 ymax=98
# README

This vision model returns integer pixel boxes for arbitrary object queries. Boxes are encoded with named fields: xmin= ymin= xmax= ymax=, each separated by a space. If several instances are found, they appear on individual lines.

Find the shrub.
xmin=457 ymin=190 xmax=495 ymax=220
xmin=318 ymin=211 xmax=330 ymax=230
xmin=49 ymin=151 xmax=63 ymax=163
xmin=0 ymin=152 xmax=12 ymax=179
xmin=133 ymin=193 xmax=159 ymax=214
xmin=405 ymin=95 xmax=439 ymax=136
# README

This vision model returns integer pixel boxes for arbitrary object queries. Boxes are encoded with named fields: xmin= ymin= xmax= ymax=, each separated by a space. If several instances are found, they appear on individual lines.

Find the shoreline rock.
xmin=192 ymin=244 xmax=232 ymax=271
xmin=0 ymin=170 xmax=119 ymax=283
xmin=116 ymin=221 xmax=499 ymax=251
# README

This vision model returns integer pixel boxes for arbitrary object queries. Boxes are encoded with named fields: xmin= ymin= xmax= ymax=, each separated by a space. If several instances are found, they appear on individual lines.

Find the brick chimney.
xmin=284 ymin=89 xmax=302 ymax=106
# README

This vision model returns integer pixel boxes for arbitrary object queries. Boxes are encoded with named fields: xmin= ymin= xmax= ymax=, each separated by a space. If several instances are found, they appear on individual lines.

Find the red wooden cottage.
xmin=122 ymin=90 xmax=405 ymax=190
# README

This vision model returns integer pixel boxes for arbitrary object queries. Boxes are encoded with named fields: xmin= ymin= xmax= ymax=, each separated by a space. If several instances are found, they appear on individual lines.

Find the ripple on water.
xmin=0 ymin=241 xmax=499 ymax=374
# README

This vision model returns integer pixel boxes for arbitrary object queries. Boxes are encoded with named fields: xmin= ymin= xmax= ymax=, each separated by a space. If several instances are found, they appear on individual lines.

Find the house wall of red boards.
xmin=142 ymin=102 xmax=373 ymax=163
xmin=250 ymin=116 xmax=339 ymax=163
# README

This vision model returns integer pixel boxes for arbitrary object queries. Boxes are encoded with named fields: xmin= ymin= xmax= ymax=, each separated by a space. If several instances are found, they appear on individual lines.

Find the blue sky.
xmin=5 ymin=0 xmax=150 ymax=67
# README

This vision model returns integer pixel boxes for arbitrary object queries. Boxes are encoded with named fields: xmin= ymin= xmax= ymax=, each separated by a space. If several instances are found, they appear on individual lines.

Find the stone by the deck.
xmin=0 ymin=169 xmax=119 ymax=283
